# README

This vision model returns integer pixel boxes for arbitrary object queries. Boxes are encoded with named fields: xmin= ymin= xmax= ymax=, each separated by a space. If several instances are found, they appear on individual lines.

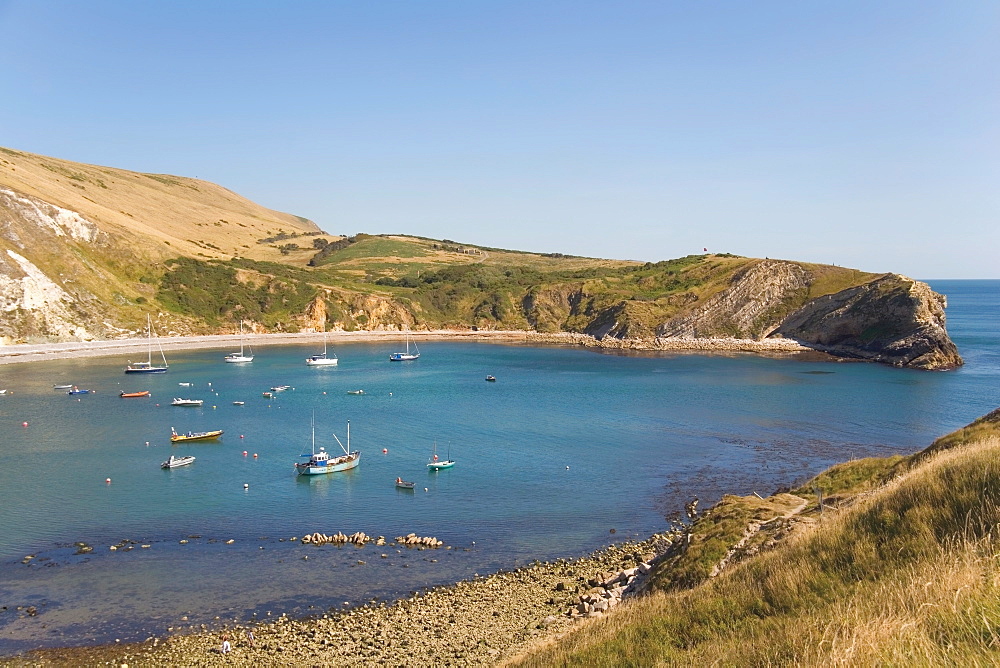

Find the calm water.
xmin=0 ymin=279 xmax=997 ymax=652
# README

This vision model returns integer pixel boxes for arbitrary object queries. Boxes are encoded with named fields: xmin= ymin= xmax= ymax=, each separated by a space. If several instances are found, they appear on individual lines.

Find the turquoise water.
xmin=0 ymin=279 xmax=997 ymax=652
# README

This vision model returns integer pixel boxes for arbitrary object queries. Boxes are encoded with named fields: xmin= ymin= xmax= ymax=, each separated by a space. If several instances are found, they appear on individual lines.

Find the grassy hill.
xmin=3 ymin=146 xmax=956 ymax=373
xmin=513 ymin=409 xmax=1000 ymax=666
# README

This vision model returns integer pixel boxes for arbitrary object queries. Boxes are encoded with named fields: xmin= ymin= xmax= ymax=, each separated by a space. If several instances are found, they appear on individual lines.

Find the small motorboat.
xmin=120 ymin=390 xmax=150 ymax=398
xmin=171 ymin=398 xmax=203 ymax=407
xmin=232 ymin=401 xmax=245 ymax=406
xmin=162 ymin=455 xmax=196 ymax=469
xmin=170 ymin=427 xmax=223 ymax=443
xmin=395 ymin=477 xmax=415 ymax=490
xmin=0 ymin=389 xmax=7 ymax=395
xmin=53 ymin=384 xmax=72 ymax=390
xmin=68 ymin=387 xmax=91 ymax=395
xmin=178 ymin=382 xmax=192 ymax=387
xmin=270 ymin=385 xmax=291 ymax=392
xmin=485 ymin=375 xmax=496 ymax=382
xmin=262 ymin=391 xmax=273 ymax=398
xmin=346 ymin=389 xmax=365 ymax=395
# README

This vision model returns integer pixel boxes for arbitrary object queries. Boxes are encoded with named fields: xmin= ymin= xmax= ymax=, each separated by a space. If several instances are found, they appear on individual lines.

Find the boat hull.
xmin=427 ymin=460 xmax=455 ymax=470
xmin=295 ymin=452 xmax=360 ymax=475
xmin=224 ymin=355 xmax=253 ymax=363
xmin=171 ymin=429 xmax=223 ymax=443
xmin=306 ymin=357 xmax=338 ymax=366
xmin=125 ymin=366 xmax=168 ymax=374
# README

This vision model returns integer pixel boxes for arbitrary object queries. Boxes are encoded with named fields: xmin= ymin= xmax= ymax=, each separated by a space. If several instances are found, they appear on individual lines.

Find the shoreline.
xmin=6 ymin=533 xmax=676 ymax=666
xmin=0 ymin=329 xmax=821 ymax=366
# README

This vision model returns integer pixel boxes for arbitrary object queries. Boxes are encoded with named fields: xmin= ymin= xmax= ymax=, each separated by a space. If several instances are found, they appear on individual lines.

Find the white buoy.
xmin=243 ymin=483 xmax=249 ymax=489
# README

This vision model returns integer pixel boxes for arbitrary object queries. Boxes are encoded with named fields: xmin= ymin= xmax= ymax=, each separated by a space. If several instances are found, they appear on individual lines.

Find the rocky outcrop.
xmin=774 ymin=274 xmax=963 ymax=370
xmin=657 ymin=259 xmax=812 ymax=339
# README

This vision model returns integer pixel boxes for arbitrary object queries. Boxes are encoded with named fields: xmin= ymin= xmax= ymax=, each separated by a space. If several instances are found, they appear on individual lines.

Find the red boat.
xmin=120 ymin=390 xmax=150 ymax=398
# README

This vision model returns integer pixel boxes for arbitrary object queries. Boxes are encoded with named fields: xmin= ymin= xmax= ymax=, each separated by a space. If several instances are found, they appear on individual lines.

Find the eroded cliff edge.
xmin=774 ymin=273 xmax=963 ymax=370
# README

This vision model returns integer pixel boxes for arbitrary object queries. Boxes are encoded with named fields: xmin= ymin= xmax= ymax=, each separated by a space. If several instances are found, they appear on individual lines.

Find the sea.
xmin=0 ymin=279 xmax=997 ymax=653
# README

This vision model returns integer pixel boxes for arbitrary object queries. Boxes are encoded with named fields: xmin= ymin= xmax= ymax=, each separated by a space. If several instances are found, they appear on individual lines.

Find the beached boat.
xmin=161 ymin=455 xmax=196 ymax=469
xmin=389 ymin=328 xmax=420 ymax=361
xmin=306 ymin=330 xmax=338 ymax=366
xmin=294 ymin=418 xmax=360 ymax=476
xmin=427 ymin=442 xmax=455 ymax=470
xmin=120 ymin=390 xmax=150 ymax=398
xmin=395 ymin=477 xmax=415 ymax=489
xmin=67 ymin=386 xmax=91 ymax=395
xmin=224 ymin=321 xmax=254 ymax=363
xmin=125 ymin=314 xmax=169 ymax=374
xmin=171 ymin=398 xmax=203 ymax=407
xmin=170 ymin=427 xmax=223 ymax=443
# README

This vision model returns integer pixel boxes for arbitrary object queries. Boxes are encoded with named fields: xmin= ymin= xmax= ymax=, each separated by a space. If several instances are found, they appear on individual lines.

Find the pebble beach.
xmin=7 ymin=533 xmax=674 ymax=666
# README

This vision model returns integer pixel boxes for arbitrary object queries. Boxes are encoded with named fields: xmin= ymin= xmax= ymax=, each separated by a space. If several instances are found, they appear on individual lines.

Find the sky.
xmin=0 ymin=1 xmax=997 ymax=278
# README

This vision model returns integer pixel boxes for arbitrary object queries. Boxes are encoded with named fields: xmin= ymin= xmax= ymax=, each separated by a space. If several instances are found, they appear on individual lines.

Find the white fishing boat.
xmin=171 ymin=397 xmax=204 ymax=407
xmin=224 ymin=321 xmax=254 ymax=363
xmin=125 ymin=314 xmax=169 ymax=374
xmin=427 ymin=442 xmax=455 ymax=470
xmin=389 ymin=328 xmax=420 ymax=361
xmin=306 ymin=330 xmax=338 ymax=366
xmin=295 ymin=417 xmax=360 ymax=476
xmin=161 ymin=455 xmax=196 ymax=469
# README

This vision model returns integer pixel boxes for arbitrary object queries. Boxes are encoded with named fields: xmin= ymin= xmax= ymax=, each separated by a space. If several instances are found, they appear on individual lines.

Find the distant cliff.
xmin=0 ymin=147 xmax=963 ymax=370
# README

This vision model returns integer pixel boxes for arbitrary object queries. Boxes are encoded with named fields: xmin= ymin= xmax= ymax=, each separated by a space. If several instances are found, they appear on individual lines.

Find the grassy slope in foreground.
xmin=514 ymin=410 xmax=1000 ymax=666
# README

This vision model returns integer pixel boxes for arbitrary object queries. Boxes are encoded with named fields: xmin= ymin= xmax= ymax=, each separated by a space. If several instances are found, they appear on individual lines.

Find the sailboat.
xmin=389 ymin=328 xmax=420 ymax=361
xmin=427 ymin=442 xmax=455 ymax=470
xmin=224 ymin=321 xmax=254 ymax=363
xmin=125 ymin=314 xmax=169 ymax=374
xmin=294 ymin=416 xmax=360 ymax=475
xmin=305 ymin=329 xmax=338 ymax=366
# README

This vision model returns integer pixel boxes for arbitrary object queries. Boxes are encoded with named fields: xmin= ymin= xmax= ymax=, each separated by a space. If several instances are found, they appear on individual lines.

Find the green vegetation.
xmin=158 ymin=257 xmax=317 ymax=329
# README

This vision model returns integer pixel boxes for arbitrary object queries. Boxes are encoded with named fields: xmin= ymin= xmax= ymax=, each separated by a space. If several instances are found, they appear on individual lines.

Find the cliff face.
xmin=656 ymin=260 xmax=811 ymax=339
xmin=774 ymin=274 xmax=963 ymax=370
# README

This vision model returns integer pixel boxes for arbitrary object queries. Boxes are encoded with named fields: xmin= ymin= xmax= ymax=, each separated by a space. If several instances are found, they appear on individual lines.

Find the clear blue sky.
xmin=1 ymin=1 xmax=996 ymax=278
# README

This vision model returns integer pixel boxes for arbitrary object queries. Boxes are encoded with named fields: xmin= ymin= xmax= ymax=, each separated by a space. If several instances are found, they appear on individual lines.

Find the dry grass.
xmin=514 ymin=435 xmax=1000 ymax=667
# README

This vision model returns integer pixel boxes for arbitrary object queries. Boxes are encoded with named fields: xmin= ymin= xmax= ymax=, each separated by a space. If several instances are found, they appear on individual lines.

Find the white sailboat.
xmin=306 ymin=330 xmax=338 ymax=366
xmin=427 ymin=442 xmax=455 ymax=470
xmin=224 ymin=321 xmax=254 ymax=363
xmin=125 ymin=314 xmax=168 ymax=374
xmin=389 ymin=328 xmax=420 ymax=361
xmin=295 ymin=416 xmax=360 ymax=475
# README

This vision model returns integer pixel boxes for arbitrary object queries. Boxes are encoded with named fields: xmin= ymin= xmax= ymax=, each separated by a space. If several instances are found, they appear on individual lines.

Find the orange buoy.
xmin=382 ymin=448 xmax=388 ymax=454
xmin=253 ymin=453 xmax=258 ymax=458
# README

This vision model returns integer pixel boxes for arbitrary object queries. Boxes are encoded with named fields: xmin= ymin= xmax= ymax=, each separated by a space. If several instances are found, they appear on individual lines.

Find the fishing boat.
xmin=170 ymin=427 xmax=223 ymax=442
xmin=224 ymin=321 xmax=254 ymax=363
xmin=171 ymin=398 xmax=203 ymax=407
xmin=389 ymin=328 xmax=420 ymax=361
xmin=120 ymin=390 xmax=150 ymax=398
xmin=161 ymin=455 xmax=196 ymax=469
xmin=294 ymin=418 xmax=360 ymax=476
xmin=305 ymin=330 xmax=338 ymax=366
xmin=395 ymin=477 xmax=416 ymax=489
xmin=125 ymin=314 xmax=169 ymax=374
xmin=427 ymin=442 xmax=455 ymax=470
xmin=68 ymin=386 xmax=91 ymax=395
